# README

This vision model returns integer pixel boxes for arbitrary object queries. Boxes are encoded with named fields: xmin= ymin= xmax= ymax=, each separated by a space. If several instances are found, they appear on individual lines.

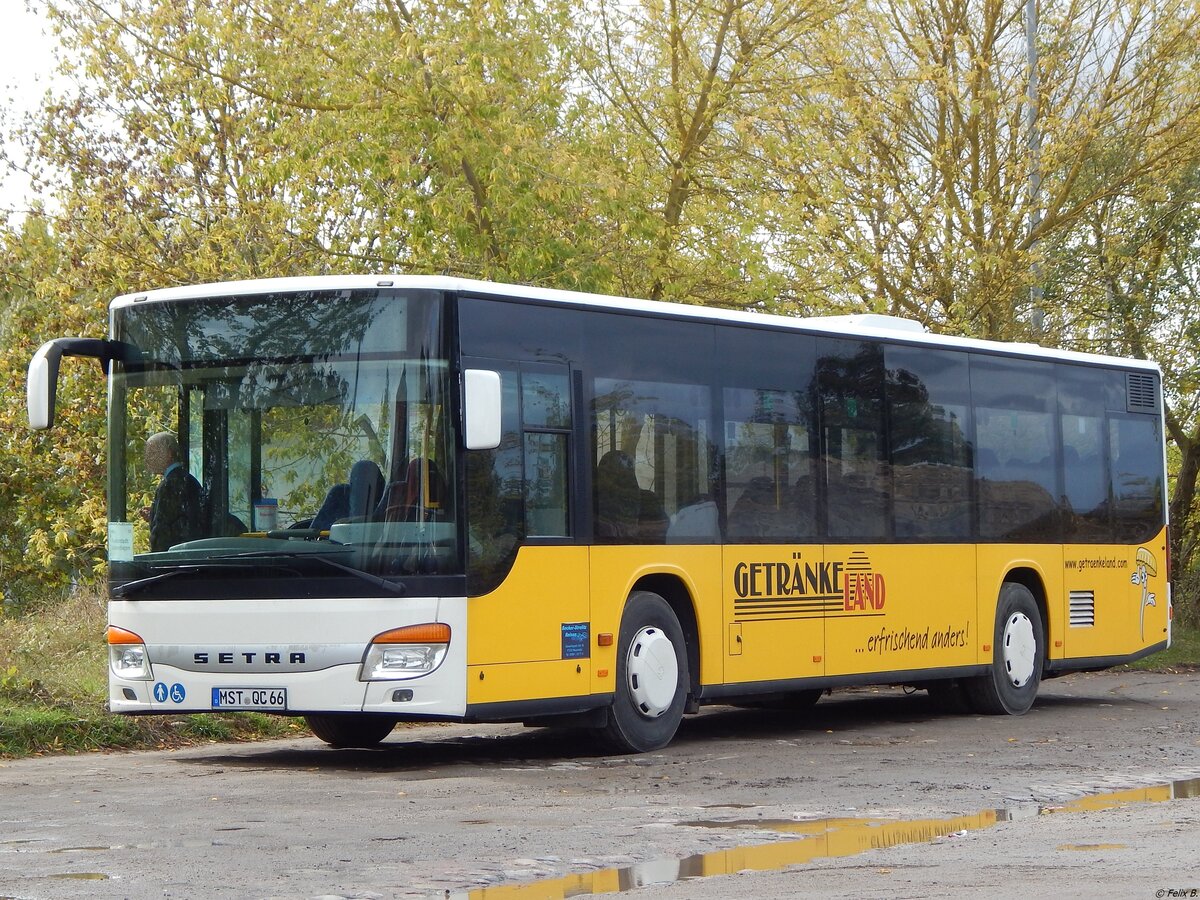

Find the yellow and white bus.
xmin=28 ymin=276 xmax=1170 ymax=751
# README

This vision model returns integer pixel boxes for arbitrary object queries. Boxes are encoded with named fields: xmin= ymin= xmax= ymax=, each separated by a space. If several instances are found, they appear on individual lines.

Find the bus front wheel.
xmin=599 ymin=591 xmax=689 ymax=753
xmin=305 ymin=713 xmax=396 ymax=748
xmin=965 ymin=583 xmax=1044 ymax=715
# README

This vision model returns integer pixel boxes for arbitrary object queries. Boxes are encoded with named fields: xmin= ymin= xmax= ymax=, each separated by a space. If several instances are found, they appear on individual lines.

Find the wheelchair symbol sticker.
xmin=153 ymin=682 xmax=186 ymax=703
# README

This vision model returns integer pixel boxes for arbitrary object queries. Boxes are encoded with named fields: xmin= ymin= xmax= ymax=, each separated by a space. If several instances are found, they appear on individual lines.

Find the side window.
xmin=522 ymin=369 xmax=571 ymax=537
xmin=1061 ymin=414 xmax=1109 ymax=540
xmin=1110 ymin=415 xmax=1164 ymax=542
xmin=724 ymin=388 xmax=816 ymax=541
xmin=819 ymin=340 xmax=888 ymax=540
xmin=593 ymin=379 xmax=714 ymax=544
xmin=1057 ymin=364 xmax=1122 ymax=542
xmin=886 ymin=347 xmax=972 ymax=540
xmin=972 ymin=356 xmax=1059 ymax=542
xmin=465 ymin=363 xmax=575 ymax=593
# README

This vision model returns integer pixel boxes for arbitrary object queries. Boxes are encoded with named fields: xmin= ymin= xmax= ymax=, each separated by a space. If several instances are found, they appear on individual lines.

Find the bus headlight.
xmin=108 ymin=626 xmax=152 ymax=680
xmin=362 ymin=623 xmax=451 ymax=681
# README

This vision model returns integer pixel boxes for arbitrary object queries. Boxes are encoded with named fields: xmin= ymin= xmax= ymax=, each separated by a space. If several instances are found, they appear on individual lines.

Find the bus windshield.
xmin=107 ymin=287 xmax=459 ymax=598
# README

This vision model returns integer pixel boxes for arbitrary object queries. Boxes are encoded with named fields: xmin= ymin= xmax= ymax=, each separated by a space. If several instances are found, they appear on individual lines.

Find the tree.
xmin=783 ymin=0 xmax=1200 ymax=336
xmin=0 ymin=0 xmax=596 ymax=591
xmin=575 ymin=0 xmax=850 ymax=309
xmin=1041 ymin=158 xmax=1200 ymax=612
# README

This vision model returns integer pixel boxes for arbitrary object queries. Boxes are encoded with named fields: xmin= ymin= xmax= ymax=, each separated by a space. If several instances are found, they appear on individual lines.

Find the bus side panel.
xmin=722 ymin=544 xmax=825 ymax=684
xmin=975 ymin=545 xmax=1062 ymax=664
xmin=824 ymin=545 xmax=976 ymax=678
xmin=1062 ymin=529 xmax=1170 ymax=660
xmin=466 ymin=545 xmax=591 ymax=706
xmin=588 ymin=546 xmax=723 ymax=692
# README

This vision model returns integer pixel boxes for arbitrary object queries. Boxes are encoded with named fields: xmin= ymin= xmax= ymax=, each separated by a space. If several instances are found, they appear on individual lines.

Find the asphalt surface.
xmin=1 ymin=670 xmax=1198 ymax=899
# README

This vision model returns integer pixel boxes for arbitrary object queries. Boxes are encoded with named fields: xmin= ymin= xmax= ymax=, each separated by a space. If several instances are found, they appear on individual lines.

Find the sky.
xmin=0 ymin=1 xmax=60 ymax=216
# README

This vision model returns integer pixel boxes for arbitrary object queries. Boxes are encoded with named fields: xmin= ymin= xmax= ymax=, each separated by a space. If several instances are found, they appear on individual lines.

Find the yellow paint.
xmin=467 ymin=546 xmax=590 ymax=705
xmin=1061 ymin=529 xmax=1170 ymax=659
xmin=723 ymin=544 xmax=824 ymax=683
xmin=825 ymin=545 xmax=976 ymax=677
xmin=465 ymin=533 xmax=1169 ymax=707
xmin=468 ymin=659 xmax=591 ymax=705
xmin=589 ymin=546 xmax=723 ymax=689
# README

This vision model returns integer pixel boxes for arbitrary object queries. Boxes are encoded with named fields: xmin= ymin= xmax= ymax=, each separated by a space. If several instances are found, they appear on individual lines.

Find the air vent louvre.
xmin=1127 ymin=372 xmax=1158 ymax=413
xmin=1069 ymin=590 xmax=1095 ymax=627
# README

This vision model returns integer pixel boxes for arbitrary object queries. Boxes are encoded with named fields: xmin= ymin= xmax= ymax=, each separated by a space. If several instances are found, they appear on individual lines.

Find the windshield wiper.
xmin=308 ymin=555 xmax=407 ymax=595
xmin=227 ymin=550 xmax=407 ymax=596
xmin=112 ymin=552 xmax=407 ymax=598
xmin=111 ymin=564 xmax=260 ymax=598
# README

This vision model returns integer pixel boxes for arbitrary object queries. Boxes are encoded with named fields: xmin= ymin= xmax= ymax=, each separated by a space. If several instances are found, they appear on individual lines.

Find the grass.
xmin=1123 ymin=621 xmax=1200 ymax=673
xmin=0 ymin=585 xmax=304 ymax=758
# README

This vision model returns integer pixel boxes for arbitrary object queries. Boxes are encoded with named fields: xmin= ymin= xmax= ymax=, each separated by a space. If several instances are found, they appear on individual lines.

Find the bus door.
xmin=462 ymin=359 xmax=591 ymax=705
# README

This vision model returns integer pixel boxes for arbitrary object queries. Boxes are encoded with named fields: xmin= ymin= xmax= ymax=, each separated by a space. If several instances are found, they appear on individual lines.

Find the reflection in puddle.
xmin=451 ymin=776 xmax=1200 ymax=899
xmin=1057 ymin=843 xmax=1128 ymax=851
xmin=49 ymin=872 xmax=110 ymax=881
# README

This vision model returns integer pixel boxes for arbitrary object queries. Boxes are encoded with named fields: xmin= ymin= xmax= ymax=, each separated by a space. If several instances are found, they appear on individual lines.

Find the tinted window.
xmin=818 ymin=340 xmax=888 ymax=540
xmin=593 ymin=378 xmax=714 ymax=544
xmin=972 ymin=356 xmax=1059 ymax=541
xmin=724 ymin=388 xmax=817 ymax=541
xmin=719 ymin=327 xmax=818 ymax=543
xmin=1110 ymin=415 xmax=1164 ymax=542
xmin=459 ymin=296 xmax=583 ymax=363
xmin=522 ymin=367 xmax=572 ymax=537
xmin=886 ymin=346 xmax=972 ymax=539
xmin=1057 ymin=364 xmax=1113 ymax=541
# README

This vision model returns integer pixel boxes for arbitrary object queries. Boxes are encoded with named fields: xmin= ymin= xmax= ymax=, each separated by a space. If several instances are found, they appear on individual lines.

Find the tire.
xmin=598 ymin=591 xmax=690 ymax=753
xmin=305 ymin=713 xmax=396 ymax=748
xmin=964 ymin=583 xmax=1045 ymax=715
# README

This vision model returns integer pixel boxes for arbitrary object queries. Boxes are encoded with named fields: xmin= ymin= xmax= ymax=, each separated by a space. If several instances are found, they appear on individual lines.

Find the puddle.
xmin=447 ymin=776 xmax=1200 ymax=899
xmin=1057 ymin=843 xmax=1128 ymax=851
xmin=48 ymin=873 xmax=110 ymax=881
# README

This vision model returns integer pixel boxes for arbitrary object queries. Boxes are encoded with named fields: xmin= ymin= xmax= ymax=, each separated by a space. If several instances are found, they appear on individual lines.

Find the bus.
xmin=27 ymin=276 xmax=1171 ymax=752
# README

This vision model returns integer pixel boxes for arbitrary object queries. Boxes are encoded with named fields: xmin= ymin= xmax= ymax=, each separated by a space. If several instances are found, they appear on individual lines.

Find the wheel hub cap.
xmin=626 ymin=626 xmax=679 ymax=718
xmin=1002 ymin=612 xmax=1036 ymax=688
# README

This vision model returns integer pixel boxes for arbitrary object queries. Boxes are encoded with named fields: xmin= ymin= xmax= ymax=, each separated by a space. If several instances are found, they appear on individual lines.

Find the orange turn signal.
xmin=107 ymin=626 xmax=144 ymax=645
xmin=371 ymin=623 xmax=451 ymax=644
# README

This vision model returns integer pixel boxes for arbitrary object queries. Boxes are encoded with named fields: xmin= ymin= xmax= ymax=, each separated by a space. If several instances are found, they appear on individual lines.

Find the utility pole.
xmin=1026 ymin=0 xmax=1044 ymax=331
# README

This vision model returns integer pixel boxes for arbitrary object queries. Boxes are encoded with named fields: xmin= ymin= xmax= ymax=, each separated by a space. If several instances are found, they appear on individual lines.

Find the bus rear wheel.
xmin=964 ymin=583 xmax=1044 ymax=715
xmin=305 ymin=713 xmax=396 ymax=748
xmin=598 ymin=591 xmax=689 ymax=753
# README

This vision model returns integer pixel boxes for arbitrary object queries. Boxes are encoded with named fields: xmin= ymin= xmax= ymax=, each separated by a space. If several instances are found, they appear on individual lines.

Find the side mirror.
xmin=463 ymin=369 xmax=502 ymax=450
xmin=28 ymin=340 xmax=64 ymax=430
xmin=27 ymin=337 xmax=121 ymax=430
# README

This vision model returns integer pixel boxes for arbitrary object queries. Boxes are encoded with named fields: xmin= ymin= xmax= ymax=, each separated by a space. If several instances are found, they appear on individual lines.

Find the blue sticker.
xmin=170 ymin=683 xmax=186 ymax=703
xmin=153 ymin=682 xmax=169 ymax=703
xmin=561 ymin=622 xmax=590 ymax=660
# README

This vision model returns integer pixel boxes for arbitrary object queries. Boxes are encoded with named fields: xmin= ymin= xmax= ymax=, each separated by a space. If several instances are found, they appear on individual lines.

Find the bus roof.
xmin=109 ymin=274 xmax=1160 ymax=373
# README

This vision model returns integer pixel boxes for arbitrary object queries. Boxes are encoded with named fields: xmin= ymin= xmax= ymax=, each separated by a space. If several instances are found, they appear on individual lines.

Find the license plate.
xmin=211 ymin=687 xmax=287 ymax=710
